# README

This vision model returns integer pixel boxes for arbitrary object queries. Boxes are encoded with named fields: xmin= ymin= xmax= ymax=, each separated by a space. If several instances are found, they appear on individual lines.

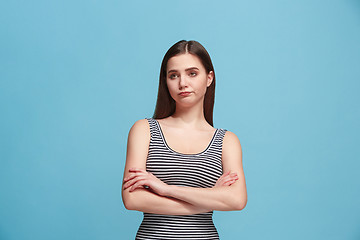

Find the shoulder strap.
xmin=145 ymin=118 xmax=161 ymax=141
xmin=211 ymin=128 xmax=227 ymax=152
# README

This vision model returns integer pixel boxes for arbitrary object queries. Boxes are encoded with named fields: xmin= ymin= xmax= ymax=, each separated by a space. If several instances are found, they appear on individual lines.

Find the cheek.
xmin=166 ymin=82 xmax=177 ymax=98
xmin=196 ymin=78 xmax=208 ymax=91
xmin=166 ymin=81 xmax=175 ymax=91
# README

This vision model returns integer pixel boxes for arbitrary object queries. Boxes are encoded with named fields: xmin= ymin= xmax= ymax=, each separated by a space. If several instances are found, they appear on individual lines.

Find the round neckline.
xmin=152 ymin=118 xmax=218 ymax=156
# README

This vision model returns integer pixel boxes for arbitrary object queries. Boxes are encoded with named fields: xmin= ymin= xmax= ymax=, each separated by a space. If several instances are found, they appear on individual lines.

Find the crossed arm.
xmin=121 ymin=119 xmax=247 ymax=215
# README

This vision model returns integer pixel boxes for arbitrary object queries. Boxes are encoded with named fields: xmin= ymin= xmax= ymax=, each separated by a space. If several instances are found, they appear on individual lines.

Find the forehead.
xmin=167 ymin=53 xmax=205 ymax=71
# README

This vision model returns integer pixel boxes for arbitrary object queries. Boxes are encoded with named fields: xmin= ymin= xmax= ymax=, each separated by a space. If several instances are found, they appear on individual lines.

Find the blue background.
xmin=1 ymin=0 xmax=359 ymax=239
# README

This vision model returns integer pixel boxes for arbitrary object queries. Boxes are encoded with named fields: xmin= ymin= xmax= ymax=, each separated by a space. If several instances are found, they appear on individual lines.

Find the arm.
xmin=121 ymin=119 xmax=212 ymax=215
xmin=124 ymin=131 xmax=247 ymax=211
xmin=167 ymin=131 xmax=247 ymax=211
xmin=124 ymin=188 xmax=211 ymax=215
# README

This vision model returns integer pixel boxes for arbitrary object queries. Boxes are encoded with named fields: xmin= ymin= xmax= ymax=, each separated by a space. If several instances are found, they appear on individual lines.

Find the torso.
xmin=135 ymin=117 xmax=227 ymax=239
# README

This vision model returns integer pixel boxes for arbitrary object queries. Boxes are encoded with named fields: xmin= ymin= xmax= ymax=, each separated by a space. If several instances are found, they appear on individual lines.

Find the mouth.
xmin=179 ymin=91 xmax=192 ymax=96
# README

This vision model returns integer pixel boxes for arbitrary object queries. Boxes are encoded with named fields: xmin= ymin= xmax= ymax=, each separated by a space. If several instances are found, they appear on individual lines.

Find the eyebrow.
xmin=168 ymin=67 xmax=199 ymax=74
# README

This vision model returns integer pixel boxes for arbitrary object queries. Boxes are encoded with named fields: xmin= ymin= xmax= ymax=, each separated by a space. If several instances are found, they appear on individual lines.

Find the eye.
xmin=189 ymin=72 xmax=197 ymax=77
xmin=169 ymin=74 xmax=178 ymax=79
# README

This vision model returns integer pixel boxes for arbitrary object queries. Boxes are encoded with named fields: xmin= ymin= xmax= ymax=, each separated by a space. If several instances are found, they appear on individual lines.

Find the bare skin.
xmin=122 ymin=53 xmax=247 ymax=214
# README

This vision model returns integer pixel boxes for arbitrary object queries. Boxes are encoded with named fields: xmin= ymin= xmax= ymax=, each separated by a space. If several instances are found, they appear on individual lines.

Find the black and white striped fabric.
xmin=135 ymin=118 xmax=227 ymax=240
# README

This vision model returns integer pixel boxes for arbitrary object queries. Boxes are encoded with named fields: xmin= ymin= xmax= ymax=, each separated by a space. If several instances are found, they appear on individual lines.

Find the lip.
xmin=179 ymin=91 xmax=192 ymax=96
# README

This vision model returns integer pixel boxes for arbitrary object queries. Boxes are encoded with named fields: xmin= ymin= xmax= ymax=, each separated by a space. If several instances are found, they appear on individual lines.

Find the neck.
xmin=171 ymin=99 xmax=208 ymax=128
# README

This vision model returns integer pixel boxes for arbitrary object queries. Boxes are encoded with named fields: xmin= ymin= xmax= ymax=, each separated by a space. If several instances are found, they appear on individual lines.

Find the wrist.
xmin=164 ymin=184 xmax=177 ymax=197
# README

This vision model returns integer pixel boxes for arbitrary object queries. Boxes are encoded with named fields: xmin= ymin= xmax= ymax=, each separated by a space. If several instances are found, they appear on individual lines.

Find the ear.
xmin=207 ymin=71 xmax=214 ymax=87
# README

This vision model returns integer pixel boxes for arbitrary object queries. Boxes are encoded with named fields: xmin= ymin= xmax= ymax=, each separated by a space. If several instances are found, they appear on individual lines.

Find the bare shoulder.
xmin=223 ymin=130 xmax=242 ymax=148
xmin=130 ymin=118 xmax=149 ymax=131
xmin=128 ymin=118 xmax=150 ymax=140
xmin=222 ymin=130 xmax=242 ymax=164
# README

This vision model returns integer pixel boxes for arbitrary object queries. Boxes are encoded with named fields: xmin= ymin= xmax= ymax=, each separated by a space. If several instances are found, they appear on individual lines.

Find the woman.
xmin=122 ymin=40 xmax=247 ymax=239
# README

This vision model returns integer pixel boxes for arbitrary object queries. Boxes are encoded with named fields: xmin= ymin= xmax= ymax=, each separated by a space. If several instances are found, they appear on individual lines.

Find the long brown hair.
xmin=152 ymin=40 xmax=216 ymax=126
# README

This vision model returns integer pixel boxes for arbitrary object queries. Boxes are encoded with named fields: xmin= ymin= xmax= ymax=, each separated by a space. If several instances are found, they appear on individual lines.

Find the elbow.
xmin=122 ymin=189 xmax=149 ymax=212
xmin=233 ymin=196 xmax=247 ymax=211
xmin=237 ymin=199 xmax=247 ymax=211
xmin=122 ymin=191 xmax=136 ymax=211
xmin=123 ymin=198 xmax=134 ymax=210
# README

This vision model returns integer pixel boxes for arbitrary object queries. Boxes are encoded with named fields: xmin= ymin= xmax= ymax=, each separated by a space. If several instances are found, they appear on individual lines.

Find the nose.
xmin=179 ymin=75 xmax=188 ymax=89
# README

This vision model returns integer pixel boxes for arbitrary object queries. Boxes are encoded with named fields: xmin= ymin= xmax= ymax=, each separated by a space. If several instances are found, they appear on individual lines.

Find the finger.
xmin=130 ymin=180 xmax=148 ymax=192
xmin=219 ymin=174 xmax=238 ymax=185
xmin=124 ymin=174 xmax=148 ymax=189
xmin=225 ymin=180 xmax=236 ymax=186
xmin=219 ymin=174 xmax=235 ymax=182
xmin=228 ymin=179 xmax=237 ymax=185
xmin=217 ymin=174 xmax=229 ymax=182
xmin=228 ymin=174 xmax=238 ymax=180
xmin=221 ymin=180 xmax=233 ymax=186
xmin=216 ymin=174 xmax=231 ymax=184
xmin=223 ymin=178 xmax=238 ymax=185
xmin=124 ymin=171 xmax=148 ymax=182
xmin=219 ymin=174 xmax=237 ymax=182
xmin=129 ymin=168 xmax=146 ymax=173
xmin=123 ymin=173 xmax=138 ymax=182
xmin=222 ymin=171 xmax=233 ymax=178
xmin=123 ymin=175 xmax=147 ymax=189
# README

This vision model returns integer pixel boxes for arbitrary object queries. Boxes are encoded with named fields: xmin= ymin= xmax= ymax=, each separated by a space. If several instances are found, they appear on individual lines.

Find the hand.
xmin=214 ymin=171 xmax=238 ymax=188
xmin=123 ymin=168 xmax=170 ymax=196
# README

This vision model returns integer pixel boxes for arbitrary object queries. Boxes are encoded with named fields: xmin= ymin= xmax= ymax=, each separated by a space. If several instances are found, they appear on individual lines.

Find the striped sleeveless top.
xmin=135 ymin=118 xmax=227 ymax=240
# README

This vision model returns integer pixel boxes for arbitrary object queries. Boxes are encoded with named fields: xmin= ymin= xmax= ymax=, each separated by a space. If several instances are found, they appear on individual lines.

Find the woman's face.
xmin=166 ymin=53 xmax=213 ymax=107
